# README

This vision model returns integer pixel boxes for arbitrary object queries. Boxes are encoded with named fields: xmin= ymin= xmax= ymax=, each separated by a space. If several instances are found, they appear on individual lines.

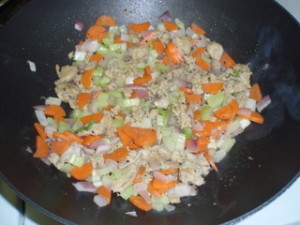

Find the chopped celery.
xmin=71 ymin=119 xmax=81 ymax=132
xmin=123 ymin=98 xmax=140 ymax=107
xmin=182 ymin=127 xmax=196 ymax=139
xmin=245 ymin=98 xmax=256 ymax=111
xmin=152 ymin=195 xmax=170 ymax=211
xmin=230 ymin=69 xmax=240 ymax=77
xmin=97 ymin=45 xmax=109 ymax=55
xmin=102 ymin=37 xmax=114 ymax=46
xmin=133 ymin=117 xmax=152 ymax=129
xmin=136 ymin=62 xmax=147 ymax=70
xmin=200 ymin=106 xmax=213 ymax=120
xmin=120 ymin=185 xmax=137 ymax=200
xmin=108 ymin=43 xmax=121 ymax=52
xmin=59 ymin=163 xmax=73 ymax=173
xmin=157 ymin=23 xmax=166 ymax=31
xmin=108 ymin=169 xmax=123 ymax=180
xmin=163 ymin=134 xmax=178 ymax=151
xmin=119 ymin=25 xmax=127 ymax=33
xmin=93 ymin=76 xmax=111 ymax=87
xmin=46 ymin=117 xmax=57 ymax=129
xmin=71 ymin=109 xmax=85 ymax=119
xmin=95 ymin=92 xmax=109 ymax=109
xmin=108 ymin=90 xmax=123 ymax=99
xmin=155 ymin=62 xmax=169 ymax=72
xmin=69 ymin=154 xmax=84 ymax=167
xmin=58 ymin=121 xmax=71 ymax=133
xmin=48 ymin=153 xmax=59 ymax=165
xmin=109 ymin=26 xmax=119 ymax=34
xmin=175 ymin=18 xmax=185 ymax=30
xmin=95 ymin=167 xmax=113 ymax=176
xmin=175 ymin=134 xmax=186 ymax=151
xmin=218 ymin=137 xmax=236 ymax=152
xmin=93 ymin=68 xmax=104 ymax=76
xmin=112 ymin=118 xmax=124 ymax=128
xmin=74 ymin=120 xmax=95 ymax=133
xmin=207 ymin=92 xmax=224 ymax=108
xmin=158 ymin=108 xmax=170 ymax=126
xmin=156 ymin=115 xmax=164 ymax=126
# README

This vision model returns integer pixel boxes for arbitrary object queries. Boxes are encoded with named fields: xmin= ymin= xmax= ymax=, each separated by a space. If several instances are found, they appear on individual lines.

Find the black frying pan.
xmin=0 ymin=0 xmax=299 ymax=224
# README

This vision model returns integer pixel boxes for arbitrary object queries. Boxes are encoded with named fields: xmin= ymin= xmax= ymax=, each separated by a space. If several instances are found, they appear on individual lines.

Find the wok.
xmin=0 ymin=0 xmax=299 ymax=224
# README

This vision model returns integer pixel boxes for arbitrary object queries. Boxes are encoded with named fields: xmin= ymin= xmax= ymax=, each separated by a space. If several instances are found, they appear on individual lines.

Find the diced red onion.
xmin=83 ymin=148 xmax=95 ymax=156
xmin=167 ymin=183 xmax=197 ymax=197
xmin=170 ymin=29 xmax=186 ymax=38
xmin=105 ymin=159 xmax=118 ymax=169
xmin=149 ymin=160 xmax=161 ymax=170
xmin=135 ymin=89 xmax=149 ymax=99
xmin=172 ymin=78 xmax=189 ymax=88
xmin=73 ymin=182 xmax=97 ymax=193
xmin=134 ymin=183 xmax=151 ymax=203
xmin=165 ymin=204 xmax=176 ymax=212
xmin=125 ymin=211 xmax=137 ymax=217
xmin=121 ymin=33 xmax=130 ymax=42
xmin=126 ymin=84 xmax=148 ymax=90
xmin=93 ymin=195 xmax=109 ymax=207
xmin=192 ymin=121 xmax=204 ymax=131
xmin=187 ymin=139 xmax=198 ymax=153
xmin=75 ymin=40 xmax=99 ymax=53
xmin=238 ymin=108 xmax=252 ymax=116
xmin=159 ymin=11 xmax=172 ymax=21
xmin=74 ymin=22 xmax=84 ymax=31
xmin=153 ymin=171 xmax=173 ymax=183
xmin=141 ymin=30 xmax=153 ymax=38
xmin=157 ymin=52 xmax=166 ymax=60
xmin=256 ymin=95 xmax=271 ymax=112
xmin=77 ymin=64 xmax=86 ymax=73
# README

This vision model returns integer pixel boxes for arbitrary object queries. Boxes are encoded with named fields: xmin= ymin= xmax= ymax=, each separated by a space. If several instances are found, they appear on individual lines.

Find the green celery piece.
xmin=207 ymin=92 xmax=224 ymax=108
xmin=230 ymin=69 xmax=240 ymax=77
xmin=69 ymin=154 xmax=84 ymax=167
xmin=96 ymin=92 xmax=109 ymax=109
xmin=93 ymin=76 xmax=111 ymax=87
xmin=200 ymin=106 xmax=213 ymax=120
xmin=58 ymin=121 xmax=71 ymax=133
xmin=93 ymin=68 xmax=104 ymax=76
xmin=120 ymin=185 xmax=137 ymax=200
xmin=136 ymin=62 xmax=147 ymax=70
xmin=74 ymin=120 xmax=95 ymax=133
xmin=71 ymin=109 xmax=85 ymax=119
xmin=112 ymin=118 xmax=124 ymax=128
xmin=155 ymin=62 xmax=169 ymax=72
xmin=102 ymin=37 xmax=114 ymax=46
xmin=108 ymin=169 xmax=123 ymax=180
xmin=182 ymin=127 xmax=196 ymax=139
xmin=97 ymin=45 xmax=109 ymax=55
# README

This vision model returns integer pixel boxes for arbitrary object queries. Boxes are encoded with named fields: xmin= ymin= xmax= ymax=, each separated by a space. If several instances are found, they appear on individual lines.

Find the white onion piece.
xmin=73 ymin=182 xmax=97 ymax=193
xmin=167 ymin=183 xmax=197 ymax=197
xmin=75 ymin=40 xmax=99 ymax=53
xmin=74 ymin=22 xmax=84 ymax=31
xmin=44 ymin=125 xmax=56 ymax=138
xmin=134 ymin=183 xmax=151 ymax=203
xmin=192 ymin=121 xmax=204 ymax=131
xmin=83 ymin=148 xmax=95 ymax=156
xmin=45 ymin=97 xmax=62 ymax=106
xmin=93 ymin=195 xmax=109 ymax=207
xmin=121 ymin=33 xmax=130 ymax=42
xmin=240 ymin=119 xmax=251 ymax=129
xmin=153 ymin=171 xmax=173 ymax=183
xmin=33 ymin=105 xmax=46 ymax=110
xmin=34 ymin=109 xmax=48 ymax=126
xmin=170 ymin=29 xmax=186 ymax=38
xmin=73 ymin=51 xmax=87 ymax=61
xmin=150 ymin=160 xmax=161 ymax=170
xmin=125 ymin=211 xmax=137 ymax=217
xmin=105 ymin=159 xmax=118 ymax=169
xmin=165 ymin=204 xmax=176 ymax=212
xmin=238 ymin=108 xmax=252 ymax=116
xmin=40 ymin=157 xmax=51 ymax=166
xmin=25 ymin=146 xmax=33 ymax=154
xmin=231 ymin=127 xmax=244 ymax=137
xmin=256 ymin=95 xmax=271 ymax=112
xmin=27 ymin=60 xmax=36 ymax=72
xmin=185 ymin=27 xmax=194 ymax=37
xmin=245 ymin=98 xmax=256 ymax=111
xmin=213 ymin=149 xmax=227 ymax=163
xmin=195 ymin=39 xmax=208 ymax=48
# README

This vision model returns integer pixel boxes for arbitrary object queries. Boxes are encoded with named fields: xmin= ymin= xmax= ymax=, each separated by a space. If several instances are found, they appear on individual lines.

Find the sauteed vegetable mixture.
xmin=31 ymin=14 xmax=271 ymax=213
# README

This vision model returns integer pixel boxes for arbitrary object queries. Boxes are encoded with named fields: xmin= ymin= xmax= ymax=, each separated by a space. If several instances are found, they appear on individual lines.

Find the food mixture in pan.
xmin=31 ymin=13 xmax=271 ymax=213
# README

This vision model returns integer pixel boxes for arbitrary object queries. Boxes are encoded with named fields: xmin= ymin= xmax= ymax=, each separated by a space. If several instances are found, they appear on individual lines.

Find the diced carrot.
xmin=63 ymin=131 xmax=83 ymax=144
xmin=82 ymin=135 xmax=102 ymax=146
xmin=76 ymin=92 xmax=91 ymax=109
xmin=96 ymin=15 xmax=116 ymax=27
xmin=204 ymin=152 xmax=219 ymax=172
xmin=159 ymin=168 xmax=179 ymax=175
xmin=117 ymin=112 xmax=126 ymax=120
xmin=89 ymin=53 xmax=103 ymax=63
xmin=114 ymin=35 xmax=122 ymax=43
xmin=133 ymin=167 xmax=146 ymax=184
xmin=165 ymin=42 xmax=183 ymax=65
xmin=194 ymin=110 xmax=201 ymax=121
xmin=191 ymin=47 xmax=206 ymax=58
xmin=86 ymin=25 xmax=106 ymax=41
xmin=163 ymin=21 xmax=179 ymax=31
xmin=191 ymin=23 xmax=206 ymax=35
xmin=148 ymin=178 xmax=176 ymax=196
xmin=195 ymin=55 xmax=210 ymax=70
xmin=220 ymin=52 xmax=236 ymax=68
xmin=70 ymin=162 xmax=93 ymax=180
xmin=104 ymin=105 xmax=114 ymax=111
xmin=34 ymin=123 xmax=47 ymax=139
xmin=44 ymin=105 xmax=66 ymax=118
xmin=249 ymin=83 xmax=262 ymax=101
xmin=51 ymin=140 xmax=71 ymax=156
xmin=162 ymin=55 xmax=170 ymax=65
xmin=33 ymin=135 xmax=49 ymax=158
xmin=152 ymin=39 xmax=165 ymax=53
xmin=103 ymin=147 xmax=128 ymax=162
xmin=117 ymin=126 xmax=132 ymax=146
xmin=197 ymin=136 xmax=210 ymax=153
xmin=214 ymin=103 xmax=233 ymax=120
xmin=81 ymin=69 xmax=93 ymax=89
xmin=133 ymin=128 xmax=157 ymax=147
xmin=80 ymin=112 xmax=104 ymax=124
xmin=179 ymin=87 xmax=202 ymax=104
xmin=238 ymin=111 xmax=264 ymax=124
xmin=133 ymin=66 xmax=152 ymax=85
xmin=201 ymin=82 xmax=224 ymax=94
xmin=128 ymin=22 xmax=151 ymax=33
xmin=97 ymin=185 xmax=112 ymax=203
xmin=129 ymin=196 xmax=152 ymax=211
